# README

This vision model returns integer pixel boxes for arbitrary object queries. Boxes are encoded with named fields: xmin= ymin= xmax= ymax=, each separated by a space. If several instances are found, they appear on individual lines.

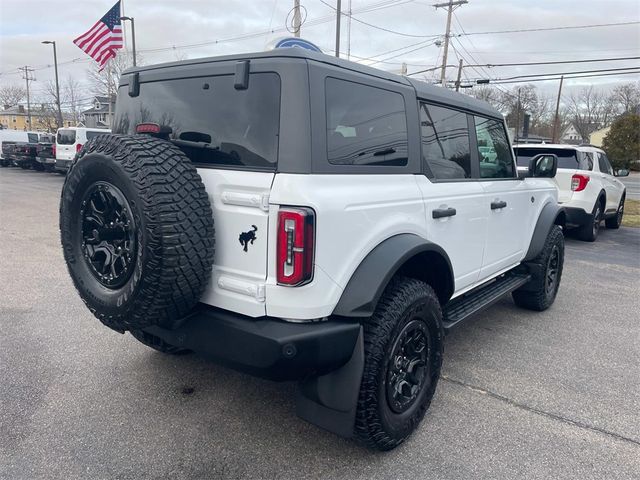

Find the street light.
xmin=42 ymin=40 xmax=62 ymax=129
xmin=119 ymin=16 xmax=137 ymax=67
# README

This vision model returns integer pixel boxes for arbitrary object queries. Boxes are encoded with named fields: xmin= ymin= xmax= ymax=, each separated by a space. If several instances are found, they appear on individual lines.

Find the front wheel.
xmin=605 ymin=196 xmax=625 ymax=229
xmin=355 ymin=277 xmax=444 ymax=451
xmin=513 ymin=225 xmax=564 ymax=311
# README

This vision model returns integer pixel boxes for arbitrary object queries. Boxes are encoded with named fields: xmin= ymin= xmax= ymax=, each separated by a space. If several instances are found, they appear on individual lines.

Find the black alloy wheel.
xmin=545 ymin=244 xmax=560 ymax=297
xmin=80 ymin=181 xmax=137 ymax=289
xmin=386 ymin=319 xmax=430 ymax=414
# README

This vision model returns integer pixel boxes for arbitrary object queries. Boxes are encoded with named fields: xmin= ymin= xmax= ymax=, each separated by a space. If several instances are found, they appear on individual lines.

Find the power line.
xmin=459 ymin=21 xmax=640 ymax=36
xmin=466 ymin=55 xmax=640 ymax=68
xmin=476 ymin=69 xmax=640 ymax=85
xmin=470 ymin=66 xmax=640 ymax=82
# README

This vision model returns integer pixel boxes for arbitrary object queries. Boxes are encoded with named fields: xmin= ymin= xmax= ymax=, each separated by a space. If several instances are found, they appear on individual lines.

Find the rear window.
xmin=514 ymin=147 xmax=578 ymax=170
xmin=57 ymin=129 xmax=76 ymax=145
xmin=113 ymin=73 xmax=281 ymax=169
xmin=28 ymin=133 xmax=38 ymax=143
xmin=326 ymin=78 xmax=408 ymax=166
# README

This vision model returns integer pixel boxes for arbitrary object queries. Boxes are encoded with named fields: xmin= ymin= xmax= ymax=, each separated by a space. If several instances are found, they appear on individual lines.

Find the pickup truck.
xmin=3 ymin=133 xmax=54 ymax=170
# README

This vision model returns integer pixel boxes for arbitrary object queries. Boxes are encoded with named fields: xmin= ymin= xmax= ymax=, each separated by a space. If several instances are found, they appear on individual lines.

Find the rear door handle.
xmin=432 ymin=207 xmax=457 ymax=219
xmin=491 ymin=200 xmax=507 ymax=210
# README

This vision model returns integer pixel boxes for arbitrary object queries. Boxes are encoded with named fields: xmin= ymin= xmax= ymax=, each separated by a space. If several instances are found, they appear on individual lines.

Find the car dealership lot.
xmin=1 ymin=168 xmax=639 ymax=480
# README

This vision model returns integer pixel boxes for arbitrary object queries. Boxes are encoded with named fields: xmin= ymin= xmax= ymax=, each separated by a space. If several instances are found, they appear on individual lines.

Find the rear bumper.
xmin=564 ymin=206 xmax=592 ymax=227
xmin=55 ymin=159 xmax=72 ymax=171
xmin=36 ymin=156 xmax=55 ymax=165
xmin=143 ymin=304 xmax=361 ymax=381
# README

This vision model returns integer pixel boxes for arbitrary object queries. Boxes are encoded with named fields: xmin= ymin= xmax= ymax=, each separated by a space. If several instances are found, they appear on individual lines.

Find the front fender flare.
xmin=524 ymin=202 xmax=565 ymax=261
xmin=333 ymin=234 xmax=453 ymax=317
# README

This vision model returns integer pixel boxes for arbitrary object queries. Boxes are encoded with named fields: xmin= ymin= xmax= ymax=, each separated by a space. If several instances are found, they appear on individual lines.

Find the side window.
xmin=474 ymin=116 xmax=514 ymax=179
xmin=598 ymin=153 xmax=613 ymax=175
xmin=420 ymin=103 xmax=471 ymax=179
xmin=326 ymin=78 xmax=408 ymax=166
xmin=27 ymin=133 xmax=38 ymax=143
xmin=580 ymin=151 xmax=594 ymax=171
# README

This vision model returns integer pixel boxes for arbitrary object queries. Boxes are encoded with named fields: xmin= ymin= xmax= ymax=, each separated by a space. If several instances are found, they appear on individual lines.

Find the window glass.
xmin=27 ymin=133 xmax=38 ymax=143
xmin=420 ymin=104 xmax=471 ymax=179
xmin=326 ymin=78 xmax=408 ymax=166
xmin=598 ymin=152 xmax=613 ymax=175
xmin=515 ymin=147 xmax=580 ymax=170
xmin=113 ymin=73 xmax=280 ymax=169
xmin=474 ymin=116 xmax=514 ymax=178
xmin=57 ymin=129 xmax=76 ymax=145
xmin=580 ymin=151 xmax=594 ymax=170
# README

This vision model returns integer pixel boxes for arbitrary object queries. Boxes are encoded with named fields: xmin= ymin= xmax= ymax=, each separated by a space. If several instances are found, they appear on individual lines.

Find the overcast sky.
xmin=1 ymin=0 xmax=639 ymax=107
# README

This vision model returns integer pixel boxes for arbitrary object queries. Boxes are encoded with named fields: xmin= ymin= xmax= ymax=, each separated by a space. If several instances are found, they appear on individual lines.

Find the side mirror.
xmin=615 ymin=169 xmax=630 ymax=177
xmin=528 ymin=153 xmax=558 ymax=178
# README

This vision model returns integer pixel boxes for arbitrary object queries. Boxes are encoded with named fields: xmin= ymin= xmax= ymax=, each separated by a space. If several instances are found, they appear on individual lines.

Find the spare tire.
xmin=60 ymin=134 xmax=215 ymax=332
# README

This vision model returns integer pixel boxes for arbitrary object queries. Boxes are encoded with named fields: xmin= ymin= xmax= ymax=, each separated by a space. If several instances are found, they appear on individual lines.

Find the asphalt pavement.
xmin=1 ymin=168 xmax=639 ymax=480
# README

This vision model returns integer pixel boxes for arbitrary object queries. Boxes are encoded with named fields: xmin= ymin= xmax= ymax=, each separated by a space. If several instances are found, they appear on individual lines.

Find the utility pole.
xmin=293 ymin=0 xmax=302 ymax=37
xmin=434 ymin=0 xmax=467 ymax=87
xmin=515 ymin=87 xmax=521 ymax=144
xmin=455 ymin=59 xmax=463 ymax=91
xmin=335 ymin=0 xmax=342 ymax=58
xmin=18 ymin=66 xmax=35 ymax=129
xmin=552 ymin=75 xmax=564 ymax=143
xmin=42 ymin=41 xmax=62 ymax=128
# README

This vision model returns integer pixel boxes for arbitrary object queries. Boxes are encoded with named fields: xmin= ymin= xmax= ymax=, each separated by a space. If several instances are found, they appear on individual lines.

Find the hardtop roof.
xmin=123 ymin=48 xmax=502 ymax=119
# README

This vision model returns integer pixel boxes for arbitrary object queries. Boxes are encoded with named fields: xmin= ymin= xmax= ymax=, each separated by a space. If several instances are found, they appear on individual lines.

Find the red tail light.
xmin=277 ymin=207 xmax=315 ymax=286
xmin=136 ymin=123 xmax=161 ymax=134
xmin=76 ymin=143 xmax=83 ymax=153
xmin=52 ymin=144 xmax=56 ymax=156
xmin=571 ymin=174 xmax=590 ymax=192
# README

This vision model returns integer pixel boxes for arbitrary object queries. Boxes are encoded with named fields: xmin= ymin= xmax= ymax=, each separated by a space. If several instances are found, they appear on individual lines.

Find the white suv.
xmin=514 ymin=144 xmax=628 ymax=241
xmin=59 ymin=49 xmax=566 ymax=451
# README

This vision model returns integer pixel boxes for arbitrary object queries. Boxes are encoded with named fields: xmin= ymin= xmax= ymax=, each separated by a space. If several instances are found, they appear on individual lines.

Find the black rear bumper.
xmin=143 ymin=304 xmax=361 ymax=381
xmin=564 ymin=207 xmax=592 ymax=227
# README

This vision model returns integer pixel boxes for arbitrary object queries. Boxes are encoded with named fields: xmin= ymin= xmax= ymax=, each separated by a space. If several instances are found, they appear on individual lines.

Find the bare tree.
xmin=568 ymin=86 xmax=616 ymax=142
xmin=466 ymin=85 xmax=499 ymax=108
xmin=87 ymin=51 xmax=140 ymax=97
xmin=0 ymin=84 xmax=26 ymax=108
xmin=63 ymin=76 xmax=83 ymax=124
xmin=610 ymin=82 xmax=640 ymax=114
xmin=497 ymin=84 xmax=553 ymax=136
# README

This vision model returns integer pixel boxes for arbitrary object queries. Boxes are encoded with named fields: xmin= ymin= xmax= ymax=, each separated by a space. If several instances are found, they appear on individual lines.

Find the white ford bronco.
xmin=60 ymin=49 xmax=566 ymax=451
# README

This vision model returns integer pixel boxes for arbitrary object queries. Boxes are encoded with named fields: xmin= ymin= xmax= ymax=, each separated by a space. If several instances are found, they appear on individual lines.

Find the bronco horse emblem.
xmin=239 ymin=225 xmax=258 ymax=252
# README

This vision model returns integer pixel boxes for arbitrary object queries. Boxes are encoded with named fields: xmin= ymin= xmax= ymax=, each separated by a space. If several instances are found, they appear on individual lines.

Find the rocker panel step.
xmin=443 ymin=273 xmax=531 ymax=331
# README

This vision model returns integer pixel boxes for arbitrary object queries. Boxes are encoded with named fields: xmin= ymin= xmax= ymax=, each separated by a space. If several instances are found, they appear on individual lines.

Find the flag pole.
xmin=121 ymin=0 xmax=127 ymax=52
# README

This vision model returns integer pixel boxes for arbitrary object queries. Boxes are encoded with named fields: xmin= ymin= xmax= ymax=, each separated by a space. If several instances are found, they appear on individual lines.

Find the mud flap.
xmin=295 ymin=327 xmax=364 ymax=438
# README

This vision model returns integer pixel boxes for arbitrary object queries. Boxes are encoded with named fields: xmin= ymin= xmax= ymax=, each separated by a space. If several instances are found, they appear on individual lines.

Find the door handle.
xmin=491 ymin=200 xmax=507 ymax=210
xmin=432 ymin=207 xmax=457 ymax=219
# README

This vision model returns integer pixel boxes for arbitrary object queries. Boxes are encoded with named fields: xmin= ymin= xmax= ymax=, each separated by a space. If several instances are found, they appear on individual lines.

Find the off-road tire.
xmin=130 ymin=329 xmax=191 ymax=355
xmin=512 ymin=225 xmax=564 ymax=311
xmin=577 ymin=198 xmax=603 ymax=242
xmin=605 ymin=195 xmax=625 ymax=229
xmin=60 ymin=134 xmax=215 ymax=332
xmin=355 ymin=277 xmax=444 ymax=451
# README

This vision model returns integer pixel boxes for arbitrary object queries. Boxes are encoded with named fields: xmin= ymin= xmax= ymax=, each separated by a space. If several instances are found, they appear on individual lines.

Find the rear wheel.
xmin=577 ymin=199 xmax=603 ymax=242
xmin=513 ymin=225 xmax=564 ymax=311
xmin=605 ymin=196 xmax=625 ymax=229
xmin=355 ymin=277 xmax=444 ymax=451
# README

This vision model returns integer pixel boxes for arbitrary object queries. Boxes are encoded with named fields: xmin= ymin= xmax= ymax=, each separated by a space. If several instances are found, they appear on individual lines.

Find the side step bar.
xmin=443 ymin=273 xmax=531 ymax=331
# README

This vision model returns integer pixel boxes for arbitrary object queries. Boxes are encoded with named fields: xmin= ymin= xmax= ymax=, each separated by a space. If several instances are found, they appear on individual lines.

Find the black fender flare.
xmin=333 ymin=234 xmax=454 ymax=317
xmin=524 ymin=202 xmax=565 ymax=262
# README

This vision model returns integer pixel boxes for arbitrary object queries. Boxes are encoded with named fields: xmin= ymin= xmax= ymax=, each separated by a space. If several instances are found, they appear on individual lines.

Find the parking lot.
xmin=1 ymin=168 xmax=639 ymax=479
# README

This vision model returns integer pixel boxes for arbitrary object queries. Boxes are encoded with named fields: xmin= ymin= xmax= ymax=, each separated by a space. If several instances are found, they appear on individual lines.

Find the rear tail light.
xmin=76 ymin=143 xmax=83 ymax=153
xmin=571 ymin=174 xmax=590 ymax=192
xmin=136 ymin=123 xmax=162 ymax=134
xmin=52 ymin=144 xmax=56 ymax=156
xmin=277 ymin=207 xmax=315 ymax=286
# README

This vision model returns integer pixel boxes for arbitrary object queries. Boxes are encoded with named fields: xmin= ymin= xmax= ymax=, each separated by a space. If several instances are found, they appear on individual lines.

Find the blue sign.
xmin=274 ymin=37 xmax=322 ymax=53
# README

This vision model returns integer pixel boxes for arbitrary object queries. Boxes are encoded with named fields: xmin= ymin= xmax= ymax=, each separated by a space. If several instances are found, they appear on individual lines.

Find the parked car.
xmin=0 ymin=131 xmax=51 ymax=169
xmin=55 ymin=127 xmax=110 ymax=173
xmin=59 ymin=49 xmax=565 ymax=451
xmin=0 ymin=130 xmax=32 ymax=167
xmin=514 ymin=144 xmax=628 ymax=241
xmin=35 ymin=140 xmax=56 ymax=171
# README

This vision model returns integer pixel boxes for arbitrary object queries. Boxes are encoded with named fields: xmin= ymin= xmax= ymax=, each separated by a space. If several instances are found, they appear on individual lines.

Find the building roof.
xmin=121 ymin=48 xmax=502 ymax=120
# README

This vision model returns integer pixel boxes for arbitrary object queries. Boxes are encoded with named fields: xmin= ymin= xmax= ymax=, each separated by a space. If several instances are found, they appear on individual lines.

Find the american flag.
xmin=73 ymin=1 xmax=123 ymax=70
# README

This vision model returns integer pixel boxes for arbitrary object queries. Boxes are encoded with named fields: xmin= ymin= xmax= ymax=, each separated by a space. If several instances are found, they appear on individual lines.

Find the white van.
xmin=0 ymin=129 xmax=31 ymax=167
xmin=55 ymin=127 xmax=110 ymax=172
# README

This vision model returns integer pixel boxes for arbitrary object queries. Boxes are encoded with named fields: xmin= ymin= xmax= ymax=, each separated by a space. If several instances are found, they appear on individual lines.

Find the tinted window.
xmin=57 ymin=129 xmax=76 ymax=145
xmin=514 ymin=148 xmax=579 ymax=170
xmin=326 ymin=78 xmax=408 ymax=166
xmin=420 ymin=103 xmax=470 ymax=179
xmin=27 ymin=133 xmax=38 ymax=143
xmin=113 ymin=73 xmax=280 ymax=169
xmin=598 ymin=152 xmax=613 ymax=175
xmin=86 ymin=130 xmax=107 ymax=140
xmin=474 ymin=116 xmax=514 ymax=178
